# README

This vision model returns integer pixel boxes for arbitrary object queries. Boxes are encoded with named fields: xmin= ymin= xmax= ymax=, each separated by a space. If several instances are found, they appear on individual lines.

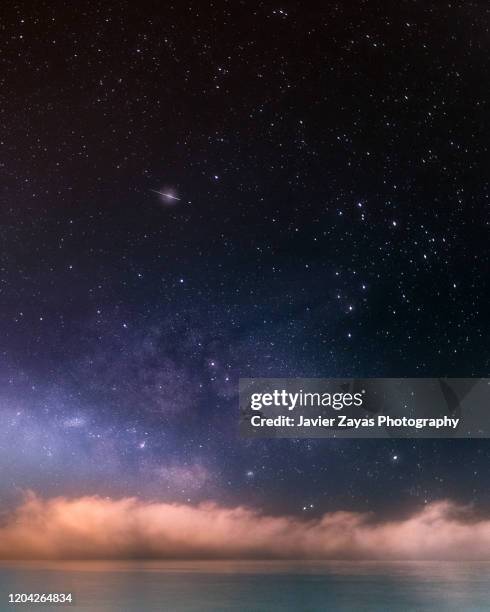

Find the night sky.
xmin=0 ymin=2 xmax=488 ymax=520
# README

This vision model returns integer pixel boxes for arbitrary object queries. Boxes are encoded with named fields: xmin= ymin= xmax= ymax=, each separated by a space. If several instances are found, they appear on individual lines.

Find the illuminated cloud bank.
xmin=1 ymin=494 xmax=490 ymax=560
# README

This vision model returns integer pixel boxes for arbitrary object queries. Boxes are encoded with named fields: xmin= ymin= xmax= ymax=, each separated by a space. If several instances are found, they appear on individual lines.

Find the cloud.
xmin=1 ymin=494 xmax=490 ymax=560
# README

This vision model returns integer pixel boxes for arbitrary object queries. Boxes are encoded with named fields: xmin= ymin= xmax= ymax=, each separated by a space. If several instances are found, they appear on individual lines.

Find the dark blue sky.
xmin=0 ymin=1 xmax=488 ymax=518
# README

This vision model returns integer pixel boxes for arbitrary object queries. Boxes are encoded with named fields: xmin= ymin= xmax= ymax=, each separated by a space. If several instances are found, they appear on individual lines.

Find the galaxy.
xmin=0 ymin=1 xmax=488 ymax=557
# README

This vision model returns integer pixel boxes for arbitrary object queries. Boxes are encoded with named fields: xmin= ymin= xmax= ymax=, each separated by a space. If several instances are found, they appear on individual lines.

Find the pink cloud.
xmin=1 ymin=494 xmax=490 ymax=560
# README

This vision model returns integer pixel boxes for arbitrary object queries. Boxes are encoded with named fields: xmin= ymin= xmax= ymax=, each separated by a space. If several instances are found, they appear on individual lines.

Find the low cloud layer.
xmin=1 ymin=494 xmax=490 ymax=560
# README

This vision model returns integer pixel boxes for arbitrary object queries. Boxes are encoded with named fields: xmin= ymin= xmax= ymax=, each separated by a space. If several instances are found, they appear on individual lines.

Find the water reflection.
xmin=0 ymin=560 xmax=489 ymax=611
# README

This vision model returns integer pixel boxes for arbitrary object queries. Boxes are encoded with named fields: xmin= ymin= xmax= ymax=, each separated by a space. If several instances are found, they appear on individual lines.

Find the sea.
xmin=0 ymin=560 xmax=489 ymax=611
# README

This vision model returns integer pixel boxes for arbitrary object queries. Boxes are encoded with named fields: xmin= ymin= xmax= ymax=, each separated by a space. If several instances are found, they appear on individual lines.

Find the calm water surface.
xmin=0 ymin=560 xmax=489 ymax=611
